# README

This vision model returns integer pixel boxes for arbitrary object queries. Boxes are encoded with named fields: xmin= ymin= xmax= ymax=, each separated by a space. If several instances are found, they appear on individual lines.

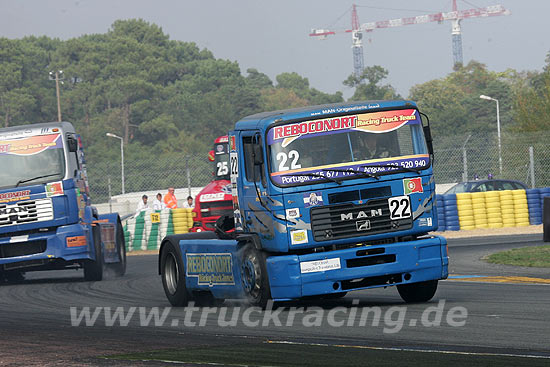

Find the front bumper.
xmin=266 ymin=235 xmax=448 ymax=300
xmin=0 ymin=223 xmax=92 ymax=270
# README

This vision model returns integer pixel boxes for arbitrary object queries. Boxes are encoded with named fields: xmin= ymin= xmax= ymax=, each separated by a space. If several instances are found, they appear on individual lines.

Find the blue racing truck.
xmin=0 ymin=122 xmax=126 ymax=282
xmin=159 ymin=101 xmax=448 ymax=306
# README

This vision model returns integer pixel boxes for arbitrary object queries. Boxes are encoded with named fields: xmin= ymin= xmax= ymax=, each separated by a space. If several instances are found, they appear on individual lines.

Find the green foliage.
xmin=343 ymin=66 xmax=400 ymax=101
xmin=410 ymin=61 xmax=515 ymax=138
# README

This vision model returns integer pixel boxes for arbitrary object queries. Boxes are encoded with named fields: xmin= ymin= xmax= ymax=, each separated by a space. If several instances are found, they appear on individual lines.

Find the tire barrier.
xmin=526 ymin=188 xmax=542 ymax=225
xmin=123 ymin=208 xmax=193 ymax=251
xmin=436 ymin=187 xmax=550 ymax=231
xmin=435 ymin=195 xmax=446 ymax=231
xmin=442 ymin=194 xmax=460 ymax=231
xmin=544 ymin=196 xmax=550 ymax=242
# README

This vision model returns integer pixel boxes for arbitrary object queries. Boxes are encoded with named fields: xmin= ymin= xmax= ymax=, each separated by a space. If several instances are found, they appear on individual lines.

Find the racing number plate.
xmin=388 ymin=196 xmax=412 ymax=220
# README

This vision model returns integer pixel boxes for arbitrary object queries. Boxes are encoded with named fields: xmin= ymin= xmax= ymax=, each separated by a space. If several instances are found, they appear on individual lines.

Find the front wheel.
xmin=160 ymin=240 xmax=191 ymax=306
xmin=397 ymin=280 xmax=438 ymax=303
xmin=241 ymin=244 xmax=271 ymax=308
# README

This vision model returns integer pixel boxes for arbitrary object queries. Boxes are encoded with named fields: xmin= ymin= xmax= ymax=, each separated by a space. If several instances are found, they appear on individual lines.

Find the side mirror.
xmin=423 ymin=125 xmax=434 ymax=156
xmin=253 ymin=144 xmax=263 ymax=165
xmin=208 ymin=150 xmax=215 ymax=162
xmin=67 ymin=137 xmax=78 ymax=152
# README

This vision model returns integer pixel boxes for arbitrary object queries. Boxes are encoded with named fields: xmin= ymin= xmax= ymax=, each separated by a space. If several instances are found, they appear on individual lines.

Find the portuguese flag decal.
xmin=403 ymin=178 xmax=423 ymax=195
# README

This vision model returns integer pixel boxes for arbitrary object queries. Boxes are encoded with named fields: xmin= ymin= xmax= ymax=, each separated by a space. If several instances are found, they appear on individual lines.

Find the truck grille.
xmin=310 ymin=198 xmax=412 ymax=242
xmin=0 ymin=198 xmax=54 ymax=227
xmin=200 ymin=200 xmax=233 ymax=218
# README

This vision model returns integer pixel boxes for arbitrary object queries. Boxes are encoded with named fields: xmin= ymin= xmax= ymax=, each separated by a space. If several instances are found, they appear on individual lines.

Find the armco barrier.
xmin=436 ymin=187 xmax=550 ymax=231
xmin=123 ymin=208 xmax=192 ymax=251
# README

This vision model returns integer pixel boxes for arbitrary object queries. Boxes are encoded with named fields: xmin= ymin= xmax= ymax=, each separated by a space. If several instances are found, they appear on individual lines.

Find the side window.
xmin=484 ymin=182 xmax=496 ymax=191
xmin=472 ymin=183 xmax=487 ymax=192
xmin=242 ymin=136 xmax=265 ymax=185
xmin=500 ymin=182 xmax=515 ymax=190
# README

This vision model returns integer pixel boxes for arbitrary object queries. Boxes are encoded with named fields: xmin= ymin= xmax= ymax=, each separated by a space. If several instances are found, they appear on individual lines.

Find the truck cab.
xmin=191 ymin=136 xmax=233 ymax=232
xmin=160 ymin=101 xmax=448 ymax=307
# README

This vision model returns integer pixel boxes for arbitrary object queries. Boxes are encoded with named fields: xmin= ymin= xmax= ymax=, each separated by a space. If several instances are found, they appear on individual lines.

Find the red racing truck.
xmin=191 ymin=136 xmax=233 ymax=232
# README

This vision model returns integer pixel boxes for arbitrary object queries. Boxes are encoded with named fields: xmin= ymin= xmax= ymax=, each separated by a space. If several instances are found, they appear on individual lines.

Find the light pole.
xmin=106 ymin=133 xmax=125 ymax=195
xmin=48 ymin=70 xmax=64 ymax=122
xmin=480 ymin=95 xmax=502 ymax=175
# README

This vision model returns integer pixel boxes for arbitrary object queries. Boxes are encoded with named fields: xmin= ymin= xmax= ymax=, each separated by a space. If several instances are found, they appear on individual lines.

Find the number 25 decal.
xmin=388 ymin=196 xmax=412 ymax=220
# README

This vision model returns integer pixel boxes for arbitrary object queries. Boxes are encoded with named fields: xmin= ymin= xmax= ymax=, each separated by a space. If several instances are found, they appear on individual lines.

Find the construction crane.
xmin=310 ymin=1 xmax=511 ymax=77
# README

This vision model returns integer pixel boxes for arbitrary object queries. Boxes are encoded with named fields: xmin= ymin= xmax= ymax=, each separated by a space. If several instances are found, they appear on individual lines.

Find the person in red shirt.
xmin=163 ymin=187 xmax=178 ymax=209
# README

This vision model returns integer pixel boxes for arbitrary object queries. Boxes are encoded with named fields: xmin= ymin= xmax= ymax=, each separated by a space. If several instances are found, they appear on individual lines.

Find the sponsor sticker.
xmin=150 ymin=213 xmax=160 ymax=223
xmin=403 ymin=177 xmax=423 ymax=195
xmin=303 ymin=192 xmax=323 ymax=208
xmin=66 ymin=235 xmax=87 ymax=248
xmin=0 ymin=190 xmax=31 ymax=203
xmin=46 ymin=181 xmax=64 ymax=197
xmin=186 ymin=253 xmax=235 ymax=286
xmin=200 ymin=192 xmax=225 ymax=202
xmin=285 ymin=208 xmax=301 ymax=220
xmin=418 ymin=217 xmax=433 ymax=227
xmin=291 ymin=229 xmax=308 ymax=245
xmin=300 ymin=258 xmax=341 ymax=274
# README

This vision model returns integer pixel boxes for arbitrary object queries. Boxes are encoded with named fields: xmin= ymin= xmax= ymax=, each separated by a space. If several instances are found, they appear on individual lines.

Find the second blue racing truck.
xmin=0 ymin=122 xmax=126 ymax=282
xmin=159 ymin=100 xmax=448 ymax=306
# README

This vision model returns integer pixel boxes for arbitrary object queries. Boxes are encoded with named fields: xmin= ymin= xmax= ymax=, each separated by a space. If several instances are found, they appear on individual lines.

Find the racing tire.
xmin=84 ymin=225 xmax=104 ymax=281
xmin=2 ymin=271 xmax=25 ymax=283
xmin=111 ymin=219 xmax=127 ymax=277
xmin=160 ymin=239 xmax=191 ymax=307
xmin=241 ymin=244 xmax=271 ymax=308
xmin=397 ymin=280 xmax=438 ymax=303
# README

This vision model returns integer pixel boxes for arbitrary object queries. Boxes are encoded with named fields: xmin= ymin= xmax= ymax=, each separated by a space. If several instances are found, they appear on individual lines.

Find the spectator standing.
xmin=163 ymin=187 xmax=178 ymax=209
xmin=183 ymin=195 xmax=194 ymax=209
xmin=152 ymin=193 xmax=166 ymax=210
xmin=136 ymin=195 xmax=149 ymax=212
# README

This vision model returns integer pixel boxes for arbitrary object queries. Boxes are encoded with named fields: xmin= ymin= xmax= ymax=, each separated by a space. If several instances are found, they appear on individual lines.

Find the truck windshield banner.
xmin=267 ymin=109 xmax=430 ymax=185
xmin=0 ymin=134 xmax=63 ymax=156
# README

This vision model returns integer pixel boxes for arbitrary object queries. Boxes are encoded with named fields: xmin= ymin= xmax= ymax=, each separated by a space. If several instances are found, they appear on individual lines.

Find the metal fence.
xmin=432 ymin=131 xmax=550 ymax=187
xmin=86 ymin=131 xmax=550 ymax=203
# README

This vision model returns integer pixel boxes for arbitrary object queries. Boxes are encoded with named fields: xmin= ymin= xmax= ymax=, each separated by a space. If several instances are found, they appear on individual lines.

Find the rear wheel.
xmin=84 ymin=226 xmax=104 ymax=281
xmin=160 ymin=240 xmax=191 ymax=306
xmin=397 ymin=280 xmax=438 ymax=303
xmin=241 ymin=244 xmax=271 ymax=308
xmin=111 ymin=219 xmax=127 ymax=277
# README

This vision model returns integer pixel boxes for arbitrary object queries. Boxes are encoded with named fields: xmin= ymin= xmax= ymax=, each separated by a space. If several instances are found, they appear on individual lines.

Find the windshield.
xmin=0 ymin=133 xmax=66 ymax=189
xmin=267 ymin=109 xmax=429 ymax=186
xmin=213 ymin=142 xmax=230 ymax=180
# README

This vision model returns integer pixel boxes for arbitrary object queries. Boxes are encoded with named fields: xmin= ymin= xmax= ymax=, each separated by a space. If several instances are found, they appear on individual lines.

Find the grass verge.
xmin=106 ymin=342 xmax=549 ymax=367
xmin=486 ymin=245 xmax=550 ymax=267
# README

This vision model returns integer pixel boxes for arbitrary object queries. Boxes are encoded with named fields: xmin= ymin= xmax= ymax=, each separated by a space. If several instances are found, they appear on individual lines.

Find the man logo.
xmin=340 ymin=208 xmax=382 ymax=221
xmin=356 ymin=220 xmax=371 ymax=231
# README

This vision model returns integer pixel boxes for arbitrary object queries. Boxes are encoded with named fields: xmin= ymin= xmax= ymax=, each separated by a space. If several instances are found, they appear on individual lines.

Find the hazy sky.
xmin=1 ymin=0 xmax=548 ymax=97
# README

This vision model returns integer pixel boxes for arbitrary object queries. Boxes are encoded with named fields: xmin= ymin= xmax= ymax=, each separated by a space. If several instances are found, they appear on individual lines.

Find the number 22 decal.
xmin=388 ymin=196 xmax=412 ymax=220
xmin=276 ymin=150 xmax=301 ymax=171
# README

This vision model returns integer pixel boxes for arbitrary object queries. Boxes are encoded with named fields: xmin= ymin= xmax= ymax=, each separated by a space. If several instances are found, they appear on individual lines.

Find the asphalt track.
xmin=0 ymin=233 xmax=549 ymax=366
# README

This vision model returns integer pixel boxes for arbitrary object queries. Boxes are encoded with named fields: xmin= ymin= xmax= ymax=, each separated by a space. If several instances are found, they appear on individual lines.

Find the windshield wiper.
xmin=284 ymin=172 xmax=343 ymax=185
xmin=15 ymin=173 xmax=62 ymax=187
xmin=360 ymin=164 xmax=422 ymax=174
xmin=321 ymin=168 xmax=380 ymax=180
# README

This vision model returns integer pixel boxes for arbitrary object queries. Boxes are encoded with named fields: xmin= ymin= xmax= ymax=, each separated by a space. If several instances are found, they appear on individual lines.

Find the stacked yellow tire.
xmin=485 ymin=191 xmax=503 ymax=228
xmin=171 ymin=208 xmax=194 ymax=234
xmin=499 ymin=190 xmax=516 ymax=228
xmin=512 ymin=190 xmax=530 ymax=226
xmin=456 ymin=193 xmax=475 ymax=230
xmin=470 ymin=192 xmax=488 ymax=229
